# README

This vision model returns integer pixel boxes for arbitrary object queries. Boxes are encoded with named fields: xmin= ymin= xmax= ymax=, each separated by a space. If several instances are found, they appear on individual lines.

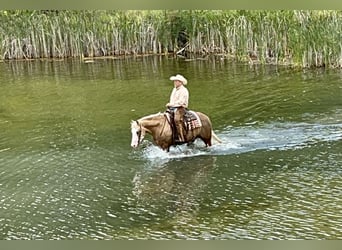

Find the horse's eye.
xmin=136 ymin=131 xmax=140 ymax=135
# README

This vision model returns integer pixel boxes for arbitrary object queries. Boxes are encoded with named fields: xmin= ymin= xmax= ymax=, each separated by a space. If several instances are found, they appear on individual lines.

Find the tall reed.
xmin=0 ymin=10 xmax=341 ymax=68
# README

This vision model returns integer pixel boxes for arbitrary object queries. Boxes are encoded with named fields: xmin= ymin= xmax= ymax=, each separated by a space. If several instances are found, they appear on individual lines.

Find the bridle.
xmin=135 ymin=120 xmax=143 ymax=145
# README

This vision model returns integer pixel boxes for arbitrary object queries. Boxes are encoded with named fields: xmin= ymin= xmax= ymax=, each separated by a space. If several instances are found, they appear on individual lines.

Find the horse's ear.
xmin=131 ymin=120 xmax=139 ymax=127
xmin=130 ymin=120 xmax=139 ymax=127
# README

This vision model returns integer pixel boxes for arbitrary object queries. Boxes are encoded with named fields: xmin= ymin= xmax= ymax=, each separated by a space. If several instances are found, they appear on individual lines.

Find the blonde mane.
xmin=131 ymin=112 xmax=165 ymax=130
xmin=137 ymin=112 xmax=164 ymax=121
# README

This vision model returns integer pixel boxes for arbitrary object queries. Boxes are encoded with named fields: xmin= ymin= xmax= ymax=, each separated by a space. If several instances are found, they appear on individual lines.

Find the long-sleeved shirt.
xmin=168 ymin=85 xmax=189 ymax=108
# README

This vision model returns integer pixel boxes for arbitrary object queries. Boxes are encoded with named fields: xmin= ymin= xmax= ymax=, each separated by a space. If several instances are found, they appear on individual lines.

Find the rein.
xmin=135 ymin=120 xmax=142 ymax=144
xmin=159 ymin=114 xmax=168 ymax=137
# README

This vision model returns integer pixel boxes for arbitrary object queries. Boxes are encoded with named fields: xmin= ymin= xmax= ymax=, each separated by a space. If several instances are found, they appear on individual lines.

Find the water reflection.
xmin=127 ymin=141 xmax=342 ymax=239
xmin=132 ymin=156 xmax=217 ymax=226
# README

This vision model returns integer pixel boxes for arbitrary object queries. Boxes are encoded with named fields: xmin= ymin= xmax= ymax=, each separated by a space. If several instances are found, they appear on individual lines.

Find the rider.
xmin=166 ymin=74 xmax=189 ymax=143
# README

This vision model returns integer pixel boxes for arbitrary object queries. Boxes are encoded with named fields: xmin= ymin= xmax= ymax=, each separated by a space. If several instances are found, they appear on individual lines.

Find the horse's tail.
xmin=211 ymin=130 xmax=222 ymax=144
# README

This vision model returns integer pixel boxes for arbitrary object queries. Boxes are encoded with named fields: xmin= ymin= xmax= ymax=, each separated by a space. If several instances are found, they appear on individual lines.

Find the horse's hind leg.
xmin=199 ymin=128 xmax=212 ymax=147
xmin=199 ymin=136 xmax=211 ymax=147
xmin=205 ymin=138 xmax=212 ymax=147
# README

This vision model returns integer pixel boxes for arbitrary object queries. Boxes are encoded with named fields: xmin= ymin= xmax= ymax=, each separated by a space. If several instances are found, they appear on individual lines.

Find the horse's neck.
xmin=140 ymin=115 xmax=165 ymax=132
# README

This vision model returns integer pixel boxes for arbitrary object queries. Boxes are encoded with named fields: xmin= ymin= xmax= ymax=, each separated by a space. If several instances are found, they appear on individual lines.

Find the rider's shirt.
xmin=168 ymin=85 xmax=189 ymax=108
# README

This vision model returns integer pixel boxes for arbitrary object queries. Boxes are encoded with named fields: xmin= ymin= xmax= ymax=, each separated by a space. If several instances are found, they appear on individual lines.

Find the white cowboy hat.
xmin=170 ymin=74 xmax=188 ymax=85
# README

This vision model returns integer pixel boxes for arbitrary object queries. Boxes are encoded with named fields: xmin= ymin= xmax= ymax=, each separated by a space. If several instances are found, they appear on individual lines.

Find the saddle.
xmin=165 ymin=109 xmax=202 ymax=143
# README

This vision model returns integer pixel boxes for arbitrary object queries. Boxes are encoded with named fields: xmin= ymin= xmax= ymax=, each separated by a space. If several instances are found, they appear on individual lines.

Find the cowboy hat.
xmin=170 ymin=74 xmax=188 ymax=85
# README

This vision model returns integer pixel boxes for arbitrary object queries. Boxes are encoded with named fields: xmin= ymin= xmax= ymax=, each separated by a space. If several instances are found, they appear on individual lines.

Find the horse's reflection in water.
xmin=132 ymin=156 xmax=217 ymax=225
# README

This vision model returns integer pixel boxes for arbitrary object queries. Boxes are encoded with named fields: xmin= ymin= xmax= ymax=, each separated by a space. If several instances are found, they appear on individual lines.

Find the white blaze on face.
xmin=130 ymin=122 xmax=140 ymax=148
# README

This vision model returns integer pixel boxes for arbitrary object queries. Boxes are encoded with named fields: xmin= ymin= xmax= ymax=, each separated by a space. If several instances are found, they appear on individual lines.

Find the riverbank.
xmin=0 ymin=10 xmax=341 ymax=68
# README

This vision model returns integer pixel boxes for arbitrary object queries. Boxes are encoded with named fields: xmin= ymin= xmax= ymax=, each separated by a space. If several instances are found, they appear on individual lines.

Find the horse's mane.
xmin=137 ymin=112 xmax=164 ymax=121
xmin=131 ymin=112 xmax=165 ymax=129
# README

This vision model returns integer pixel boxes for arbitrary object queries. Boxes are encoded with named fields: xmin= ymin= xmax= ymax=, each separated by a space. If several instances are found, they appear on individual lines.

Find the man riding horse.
xmin=131 ymin=74 xmax=221 ymax=151
xmin=165 ymin=74 xmax=189 ymax=144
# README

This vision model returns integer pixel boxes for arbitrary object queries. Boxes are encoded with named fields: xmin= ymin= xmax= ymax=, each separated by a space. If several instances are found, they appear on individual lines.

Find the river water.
xmin=0 ymin=57 xmax=341 ymax=239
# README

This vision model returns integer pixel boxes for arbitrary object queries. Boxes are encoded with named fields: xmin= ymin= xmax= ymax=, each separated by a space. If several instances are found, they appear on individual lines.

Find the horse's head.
xmin=130 ymin=120 xmax=145 ymax=148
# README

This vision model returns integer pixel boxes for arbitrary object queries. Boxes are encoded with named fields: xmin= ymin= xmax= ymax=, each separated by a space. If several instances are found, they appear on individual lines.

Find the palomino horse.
xmin=130 ymin=111 xmax=221 ymax=152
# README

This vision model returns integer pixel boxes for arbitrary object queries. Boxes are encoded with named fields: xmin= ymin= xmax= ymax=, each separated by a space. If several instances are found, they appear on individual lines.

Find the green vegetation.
xmin=0 ymin=10 xmax=341 ymax=68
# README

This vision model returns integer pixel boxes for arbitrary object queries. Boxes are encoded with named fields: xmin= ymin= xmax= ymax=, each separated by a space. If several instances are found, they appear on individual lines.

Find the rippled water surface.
xmin=0 ymin=57 xmax=341 ymax=239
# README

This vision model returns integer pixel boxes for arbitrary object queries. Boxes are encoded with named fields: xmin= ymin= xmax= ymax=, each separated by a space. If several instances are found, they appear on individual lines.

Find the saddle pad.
xmin=185 ymin=111 xmax=202 ymax=130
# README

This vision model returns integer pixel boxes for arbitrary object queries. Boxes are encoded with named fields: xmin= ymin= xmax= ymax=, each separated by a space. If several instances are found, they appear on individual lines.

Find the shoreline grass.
xmin=0 ymin=10 xmax=341 ymax=68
